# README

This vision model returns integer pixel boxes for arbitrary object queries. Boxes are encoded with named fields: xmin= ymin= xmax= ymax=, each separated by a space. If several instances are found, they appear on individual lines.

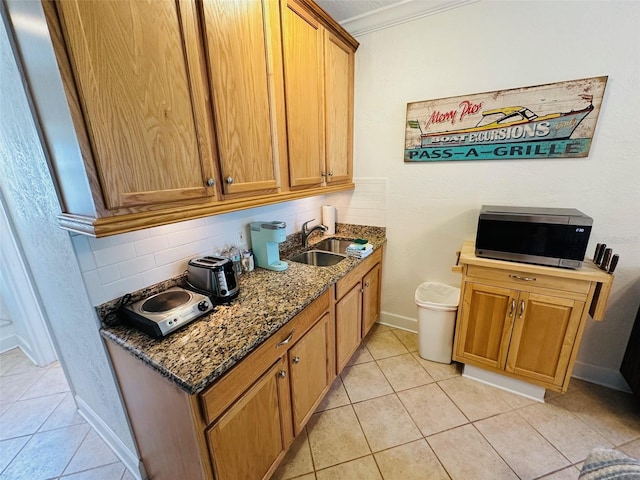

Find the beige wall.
xmin=349 ymin=0 xmax=640 ymax=390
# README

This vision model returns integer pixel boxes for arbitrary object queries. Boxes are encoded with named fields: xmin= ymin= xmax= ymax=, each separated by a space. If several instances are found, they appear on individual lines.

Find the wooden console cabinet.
xmin=453 ymin=241 xmax=613 ymax=393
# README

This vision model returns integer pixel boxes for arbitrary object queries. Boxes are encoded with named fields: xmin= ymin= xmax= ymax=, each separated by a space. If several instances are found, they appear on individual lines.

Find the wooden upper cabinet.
xmin=324 ymin=32 xmax=354 ymax=185
xmin=281 ymin=0 xmax=325 ymax=188
xmin=55 ymin=0 xmax=217 ymax=209
xmin=281 ymin=0 xmax=356 ymax=189
xmin=200 ymin=0 xmax=281 ymax=197
xmin=39 ymin=0 xmax=357 ymax=236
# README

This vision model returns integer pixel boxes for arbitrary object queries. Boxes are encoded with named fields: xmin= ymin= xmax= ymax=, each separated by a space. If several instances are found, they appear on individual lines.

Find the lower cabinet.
xmin=362 ymin=263 xmax=382 ymax=336
xmin=208 ymin=310 xmax=334 ymax=480
xmin=207 ymin=358 xmax=291 ymax=480
xmin=288 ymin=312 xmax=333 ymax=435
xmin=335 ymin=284 xmax=361 ymax=372
xmin=335 ymin=248 xmax=383 ymax=372
xmin=105 ymin=250 xmax=384 ymax=480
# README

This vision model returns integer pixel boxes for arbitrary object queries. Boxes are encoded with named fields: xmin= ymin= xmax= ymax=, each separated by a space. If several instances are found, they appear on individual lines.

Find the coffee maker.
xmin=249 ymin=221 xmax=288 ymax=271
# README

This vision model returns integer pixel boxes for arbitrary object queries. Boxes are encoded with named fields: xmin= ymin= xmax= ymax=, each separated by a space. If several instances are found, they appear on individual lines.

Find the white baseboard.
xmin=75 ymin=395 xmax=146 ymax=480
xmin=378 ymin=311 xmax=417 ymax=332
xmin=378 ymin=312 xmax=632 ymax=393
xmin=463 ymin=364 xmax=546 ymax=402
xmin=572 ymin=360 xmax=631 ymax=393
xmin=0 ymin=334 xmax=18 ymax=354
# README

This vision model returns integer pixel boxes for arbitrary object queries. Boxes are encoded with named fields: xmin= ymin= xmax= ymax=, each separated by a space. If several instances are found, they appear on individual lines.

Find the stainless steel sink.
xmin=289 ymin=250 xmax=346 ymax=267
xmin=311 ymin=238 xmax=354 ymax=255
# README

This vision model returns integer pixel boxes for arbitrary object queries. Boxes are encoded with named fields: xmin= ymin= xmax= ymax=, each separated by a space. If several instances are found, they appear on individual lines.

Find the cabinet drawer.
xmin=336 ymin=248 xmax=382 ymax=300
xmin=200 ymin=290 xmax=330 ymax=425
xmin=466 ymin=265 xmax=590 ymax=294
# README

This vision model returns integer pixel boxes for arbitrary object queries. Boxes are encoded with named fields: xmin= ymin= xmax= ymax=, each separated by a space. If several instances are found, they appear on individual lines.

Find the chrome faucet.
xmin=301 ymin=219 xmax=328 ymax=247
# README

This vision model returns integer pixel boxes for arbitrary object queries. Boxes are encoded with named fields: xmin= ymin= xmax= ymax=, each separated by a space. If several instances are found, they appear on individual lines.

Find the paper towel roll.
xmin=322 ymin=205 xmax=336 ymax=235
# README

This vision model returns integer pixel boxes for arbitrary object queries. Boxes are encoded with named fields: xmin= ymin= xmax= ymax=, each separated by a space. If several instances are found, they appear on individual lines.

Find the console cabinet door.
xmin=55 ymin=0 xmax=217 ymax=209
xmin=455 ymin=283 xmax=518 ymax=370
xmin=288 ymin=313 xmax=332 ymax=435
xmin=207 ymin=358 xmax=290 ymax=480
xmin=201 ymin=0 xmax=280 ymax=196
xmin=506 ymin=292 xmax=585 ymax=387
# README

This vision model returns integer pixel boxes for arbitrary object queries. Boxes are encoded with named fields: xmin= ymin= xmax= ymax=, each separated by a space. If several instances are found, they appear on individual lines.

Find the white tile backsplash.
xmin=74 ymin=185 xmax=387 ymax=306
xmin=142 ymin=263 xmax=187 ymax=287
xmin=97 ymin=265 xmax=120 ymax=284
xmin=118 ymin=255 xmax=156 ymax=278
xmin=93 ymin=243 xmax=136 ymax=268
xmin=71 ymin=236 xmax=96 ymax=273
xmin=134 ymin=235 xmax=169 ymax=257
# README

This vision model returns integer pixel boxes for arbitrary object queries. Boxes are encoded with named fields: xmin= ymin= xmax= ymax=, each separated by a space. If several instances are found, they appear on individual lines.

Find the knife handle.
xmin=593 ymin=243 xmax=603 ymax=263
xmin=608 ymin=254 xmax=619 ymax=274
xmin=600 ymin=248 xmax=612 ymax=271
xmin=595 ymin=243 xmax=607 ymax=265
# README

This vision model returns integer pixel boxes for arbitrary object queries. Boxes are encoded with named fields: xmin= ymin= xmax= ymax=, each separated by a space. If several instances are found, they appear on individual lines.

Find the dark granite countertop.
xmin=99 ymin=224 xmax=386 ymax=395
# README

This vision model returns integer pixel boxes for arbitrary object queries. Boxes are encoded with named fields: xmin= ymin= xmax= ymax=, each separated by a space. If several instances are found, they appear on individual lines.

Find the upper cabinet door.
xmin=56 ymin=0 xmax=217 ymax=209
xmin=281 ymin=0 xmax=325 ymax=188
xmin=324 ymin=32 xmax=354 ymax=185
xmin=201 ymin=0 xmax=281 ymax=196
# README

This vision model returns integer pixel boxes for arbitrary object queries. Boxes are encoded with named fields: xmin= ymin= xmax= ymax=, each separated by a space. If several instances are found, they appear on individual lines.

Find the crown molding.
xmin=340 ymin=0 xmax=479 ymax=37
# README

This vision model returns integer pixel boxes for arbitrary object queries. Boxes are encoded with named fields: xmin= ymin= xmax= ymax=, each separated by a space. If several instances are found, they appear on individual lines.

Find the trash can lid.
xmin=415 ymin=282 xmax=460 ymax=309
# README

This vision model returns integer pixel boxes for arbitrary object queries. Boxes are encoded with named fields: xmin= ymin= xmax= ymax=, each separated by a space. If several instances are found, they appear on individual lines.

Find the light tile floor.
xmin=2 ymin=325 xmax=639 ymax=480
xmin=0 ymin=348 xmax=134 ymax=480
xmin=272 ymin=324 xmax=640 ymax=480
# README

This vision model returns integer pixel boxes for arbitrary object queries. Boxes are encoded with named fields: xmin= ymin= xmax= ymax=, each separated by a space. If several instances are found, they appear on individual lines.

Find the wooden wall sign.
xmin=405 ymin=76 xmax=607 ymax=162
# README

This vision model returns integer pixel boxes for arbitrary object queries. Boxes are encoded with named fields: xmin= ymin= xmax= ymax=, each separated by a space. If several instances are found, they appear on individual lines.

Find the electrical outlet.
xmin=238 ymin=230 xmax=245 ymax=244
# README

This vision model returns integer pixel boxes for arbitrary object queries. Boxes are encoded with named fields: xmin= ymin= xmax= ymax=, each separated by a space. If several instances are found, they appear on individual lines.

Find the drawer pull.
xmin=519 ymin=300 xmax=526 ymax=319
xmin=509 ymin=274 xmax=537 ymax=282
xmin=509 ymin=299 xmax=516 ymax=317
xmin=276 ymin=330 xmax=295 ymax=348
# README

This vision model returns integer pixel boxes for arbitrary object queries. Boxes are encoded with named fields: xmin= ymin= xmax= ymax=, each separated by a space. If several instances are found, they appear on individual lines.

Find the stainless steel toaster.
xmin=186 ymin=256 xmax=240 ymax=302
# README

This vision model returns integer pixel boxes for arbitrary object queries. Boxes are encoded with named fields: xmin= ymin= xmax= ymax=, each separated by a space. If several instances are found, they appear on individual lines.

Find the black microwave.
xmin=475 ymin=206 xmax=593 ymax=269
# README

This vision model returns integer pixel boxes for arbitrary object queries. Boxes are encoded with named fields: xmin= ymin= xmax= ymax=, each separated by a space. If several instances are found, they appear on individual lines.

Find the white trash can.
xmin=415 ymin=282 xmax=461 ymax=364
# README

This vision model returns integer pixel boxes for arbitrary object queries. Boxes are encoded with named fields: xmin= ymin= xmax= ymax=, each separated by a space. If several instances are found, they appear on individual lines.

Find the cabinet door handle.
xmin=278 ymin=370 xmax=286 ymax=378
xmin=509 ymin=299 xmax=516 ymax=317
xmin=519 ymin=300 xmax=526 ymax=319
xmin=328 ymin=171 xmax=334 ymax=177
xmin=364 ymin=281 xmax=370 ymax=288
xmin=276 ymin=330 xmax=295 ymax=348
xmin=509 ymin=274 xmax=536 ymax=282
xmin=292 ymin=356 xmax=300 ymax=364
xmin=226 ymin=176 xmax=233 ymax=184
xmin=206 ymin=178 xmax=215 ymax=187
